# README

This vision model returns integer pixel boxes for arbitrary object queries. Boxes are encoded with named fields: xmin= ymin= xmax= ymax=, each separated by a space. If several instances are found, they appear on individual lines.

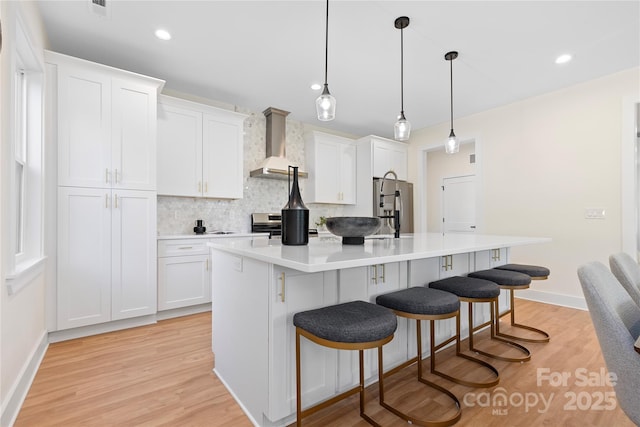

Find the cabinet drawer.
xmin=158 ymin=239 xmax=209 ymax=257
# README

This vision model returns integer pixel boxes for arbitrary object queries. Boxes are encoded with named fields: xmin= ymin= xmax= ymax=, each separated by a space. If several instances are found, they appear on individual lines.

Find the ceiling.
xmin=35 ymin=1 xmax=640 ymax=140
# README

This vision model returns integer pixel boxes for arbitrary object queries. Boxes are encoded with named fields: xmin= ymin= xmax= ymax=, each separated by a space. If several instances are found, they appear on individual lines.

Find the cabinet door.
xmin=157 ymin=103 xmax=203 ymax=197
xmin=57 ymin=64 xmax=111 ymax=188
xmin=57 ymin=187 xmax=111 ymax=330
xmin=202 ymin=113 xmax=244 ymax=199
xmin=439 ymin=253 xmax=471 ymax=279
xmin=372 ymin=139 xmax=408 ymax=181
xmin=367 ymin=262 xmax=408 ymax=373
xmin=158 ymin=254 xmax=211 ymax=310
xmin=269 ymin=268 xmax=337 ymax=421
xmin=111 ymin=190 xmax=157 ymax=320
xmin=339 ymin=143 xmax=357 ymax=204
xmin=111 ymin=78 xmax=157 ymax=190
xmin=313 ymin=139 xmax=341 ymax=203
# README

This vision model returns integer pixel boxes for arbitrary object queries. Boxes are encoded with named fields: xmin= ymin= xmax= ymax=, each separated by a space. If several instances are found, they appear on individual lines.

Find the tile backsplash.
xmin=157 ymin=104 xmax=345 ymax=235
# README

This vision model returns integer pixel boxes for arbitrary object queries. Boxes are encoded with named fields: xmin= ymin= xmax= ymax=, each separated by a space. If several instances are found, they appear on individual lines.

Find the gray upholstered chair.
xmin=577 ymin=261 xmax=640 ymax=425
xmin=609 ymin=252 xmax=640 ymax=307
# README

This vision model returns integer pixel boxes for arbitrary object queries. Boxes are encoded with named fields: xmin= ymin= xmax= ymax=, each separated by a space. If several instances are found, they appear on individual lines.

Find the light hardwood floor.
xmin=15 ymin=300 xmax=635 ymax=426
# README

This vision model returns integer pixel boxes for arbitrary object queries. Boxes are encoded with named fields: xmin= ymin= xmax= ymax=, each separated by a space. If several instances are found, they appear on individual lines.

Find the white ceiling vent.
xmin=88 ymin=0 xmax=111 ymax=18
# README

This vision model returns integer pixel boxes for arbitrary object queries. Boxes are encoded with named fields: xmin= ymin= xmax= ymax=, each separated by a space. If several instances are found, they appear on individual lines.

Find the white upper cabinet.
xmin=370 ymin=137 xmax=408 ymax=180
xmin=52 ymin=52 xmax=163 ymax=190
xmin=305 ymin=131 xmax=356 ymax=204
xmin=157 ymin=102 xmax=203 ymax=197
xmin=157 ymin=95 xmax=247 ymax=199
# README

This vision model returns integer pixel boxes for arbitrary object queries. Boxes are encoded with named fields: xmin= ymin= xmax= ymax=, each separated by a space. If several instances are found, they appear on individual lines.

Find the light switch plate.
xmin=585 ymin=208 xmax=606 ymax=219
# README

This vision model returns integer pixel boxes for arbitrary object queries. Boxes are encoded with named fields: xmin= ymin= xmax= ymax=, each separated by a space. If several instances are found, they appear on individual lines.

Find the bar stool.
xmin=470 ymin=266 xmax=550 ymax=343
xmin=293 ymin=300 xmax=397 ymax=426
xmin=429 ymin=276 xmax=531 ymax=363
xmin=377 ymin=287 xmax=499 ymax=388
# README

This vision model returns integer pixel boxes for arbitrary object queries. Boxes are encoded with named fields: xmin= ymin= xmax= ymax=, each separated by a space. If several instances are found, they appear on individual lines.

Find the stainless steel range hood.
xmin=249 ymin=107 xmax=308 ymax=180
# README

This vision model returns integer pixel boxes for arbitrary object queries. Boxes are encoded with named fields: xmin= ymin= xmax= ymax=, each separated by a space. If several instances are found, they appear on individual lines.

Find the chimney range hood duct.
xmin=249 ymin=107 xmax=308 ymax=180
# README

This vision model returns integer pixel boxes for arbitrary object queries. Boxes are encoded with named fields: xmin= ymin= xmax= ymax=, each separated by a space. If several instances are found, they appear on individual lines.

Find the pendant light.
xmin=445 ymin=51 xmax=459 ymax=154
xmin=393 ymin=16 xmax=411 ymax=141
xmin=316 ymin=0 xmax=336 ymax=121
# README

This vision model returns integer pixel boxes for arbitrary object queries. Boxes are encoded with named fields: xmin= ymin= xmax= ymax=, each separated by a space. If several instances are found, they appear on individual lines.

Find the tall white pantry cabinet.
xmin=47 ymin=51 xmax=165 ymax=331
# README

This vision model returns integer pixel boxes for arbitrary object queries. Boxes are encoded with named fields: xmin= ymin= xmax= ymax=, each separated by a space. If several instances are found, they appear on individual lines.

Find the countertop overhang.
xmin=207 ymin=233 xmax=551 ymax=273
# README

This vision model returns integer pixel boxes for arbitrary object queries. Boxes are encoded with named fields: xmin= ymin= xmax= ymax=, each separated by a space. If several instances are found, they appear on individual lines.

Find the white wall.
xmin=0 ymin=2 xmax=49 ymax=426
xmin=409 ymin=67 xmax=640 ymax=308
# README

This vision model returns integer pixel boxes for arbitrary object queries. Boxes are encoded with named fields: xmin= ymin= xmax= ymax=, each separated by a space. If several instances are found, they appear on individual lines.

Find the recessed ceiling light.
xmin=155 ymin=29 xmax=171 ymax=41
xmin=555 ymin=54 xmax=572 ymax=64
xmin=310 ymin=83 xmax=322 ymax=91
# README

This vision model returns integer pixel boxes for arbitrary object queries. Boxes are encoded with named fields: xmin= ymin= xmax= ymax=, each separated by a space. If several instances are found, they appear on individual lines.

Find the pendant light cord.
xmin=449 ymin=57 xmax=454 ymax=131
xmin=323 ymin=0 xmax=329 ymax=86
xmin=400 ymin=26 xmax=404 ymax=115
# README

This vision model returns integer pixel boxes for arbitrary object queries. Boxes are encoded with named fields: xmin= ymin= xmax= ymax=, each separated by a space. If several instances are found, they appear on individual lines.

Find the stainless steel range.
xmin=251 ymin=213 xmax=317 ymax=238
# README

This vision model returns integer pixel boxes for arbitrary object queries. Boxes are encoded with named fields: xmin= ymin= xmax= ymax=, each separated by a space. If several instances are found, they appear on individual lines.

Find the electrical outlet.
xmin=584 ymin=208 xmax=606 ymax=219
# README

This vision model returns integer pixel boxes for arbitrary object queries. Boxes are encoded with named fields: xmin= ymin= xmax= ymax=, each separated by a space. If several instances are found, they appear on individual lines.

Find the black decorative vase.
xmin=282 ymin=166 xmax=309 ymax=246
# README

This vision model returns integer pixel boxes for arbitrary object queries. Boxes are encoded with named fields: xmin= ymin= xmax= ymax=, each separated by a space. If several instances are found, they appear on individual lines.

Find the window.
xmin=15 ymin=67 xmax=27 ymax=259
xmin=5 ymin=14 xmax=45 ymax=294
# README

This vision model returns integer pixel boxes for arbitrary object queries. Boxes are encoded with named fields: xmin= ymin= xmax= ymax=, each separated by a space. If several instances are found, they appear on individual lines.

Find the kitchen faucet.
xmin=379 ymin=170 xmax=401 ymax=238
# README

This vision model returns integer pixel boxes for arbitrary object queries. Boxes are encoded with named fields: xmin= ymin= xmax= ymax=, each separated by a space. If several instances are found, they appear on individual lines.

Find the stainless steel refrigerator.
xmin=373 ymin=178 xmax=414 ymax=234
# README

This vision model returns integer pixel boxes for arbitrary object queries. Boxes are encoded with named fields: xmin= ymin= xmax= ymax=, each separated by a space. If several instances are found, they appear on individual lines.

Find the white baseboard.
xmin=1 ymin=331 xmax=48 ymax=427
xmin=515 ymin=289 xmax=587 ymax=311
xmin=156 ymin=303 xmax=211 ymax=321
xmin=48 ymin=315 xmax=157 ymax=343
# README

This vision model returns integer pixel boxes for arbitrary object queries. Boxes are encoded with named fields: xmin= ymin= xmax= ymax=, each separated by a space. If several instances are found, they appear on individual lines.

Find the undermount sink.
xmin=325 ymin=217 xmax=382 ymax=245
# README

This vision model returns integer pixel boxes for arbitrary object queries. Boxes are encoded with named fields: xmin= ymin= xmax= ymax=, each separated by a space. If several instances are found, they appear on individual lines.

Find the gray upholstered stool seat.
xmin=471 ymin=267 xmax=550 ymax=343
xmin=496 ymin=263 xmax=550 ymax=279
xmin=429 ymin=276 xmax=530 ymax=363
xmin=376 ymin=287 xmax=459 ymax=316
xmin=429 ymin=276 xmax=500 ymax=299
xmin=293 ymin=300 xmax=397 ymax=343
xmin=468 ymin=268 xmax=531 ymax=287
xmin=293 ymin=300 xmax=397 ymax=426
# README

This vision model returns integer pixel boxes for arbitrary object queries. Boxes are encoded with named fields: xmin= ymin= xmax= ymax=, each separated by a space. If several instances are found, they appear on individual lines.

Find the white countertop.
xmin=158 ymin=232 xmax=269 ymax=240
xmin=207 ymin=233 xmax=551 ymax=273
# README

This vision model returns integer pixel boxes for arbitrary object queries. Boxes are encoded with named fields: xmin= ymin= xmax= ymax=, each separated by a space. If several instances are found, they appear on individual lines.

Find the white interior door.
xmin=443 ymin=175 xmax=476 ymax=233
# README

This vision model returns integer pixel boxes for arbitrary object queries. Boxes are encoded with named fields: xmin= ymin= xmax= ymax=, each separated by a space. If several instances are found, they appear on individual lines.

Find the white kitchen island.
xmin=208 ymin=233 xmax=550 ymax=426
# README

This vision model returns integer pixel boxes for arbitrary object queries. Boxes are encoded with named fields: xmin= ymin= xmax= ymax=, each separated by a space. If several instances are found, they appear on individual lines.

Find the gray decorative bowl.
xmin=325 ymin=217 xmax=382 ymax=245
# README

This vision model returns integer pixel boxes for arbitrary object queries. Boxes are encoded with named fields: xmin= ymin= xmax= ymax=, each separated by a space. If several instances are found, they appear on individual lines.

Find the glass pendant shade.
xmin=394 ymin=112 xmax=411 ymax=141
xmin=316 ymin=84 xmax=336 ymax=121
xmin=445 ymin=129 xmax=459 ymax=154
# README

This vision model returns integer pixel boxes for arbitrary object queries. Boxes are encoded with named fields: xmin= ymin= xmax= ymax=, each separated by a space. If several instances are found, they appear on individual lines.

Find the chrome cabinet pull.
xmin=372 ymin=265 xmax=378 ymax=284
xmin=114 ymin=168 xmax=119 ymax=184
xmin=105 ymin=168 xmax=110 ymax=184
xmin=178 ymin=246 xmax=193 ymax=250
xmin=380 ymin=264 xmax=386 ymax=283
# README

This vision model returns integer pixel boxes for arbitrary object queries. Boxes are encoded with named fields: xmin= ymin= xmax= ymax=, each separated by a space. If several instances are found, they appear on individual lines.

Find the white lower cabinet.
xmin=269 ymin=267 xmax=338 ymax=421
xmin=157 ymin=239 xmax=211 ymax=311
xmin=57 ymin=187 xmax=157 ymax=330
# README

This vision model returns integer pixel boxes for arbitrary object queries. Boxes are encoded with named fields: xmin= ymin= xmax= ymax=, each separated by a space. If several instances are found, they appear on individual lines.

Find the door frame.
xmin=621 ymin=95 xmax=640 ymax=259
xmin=414 ymin=135 xmax=483 ymax=233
